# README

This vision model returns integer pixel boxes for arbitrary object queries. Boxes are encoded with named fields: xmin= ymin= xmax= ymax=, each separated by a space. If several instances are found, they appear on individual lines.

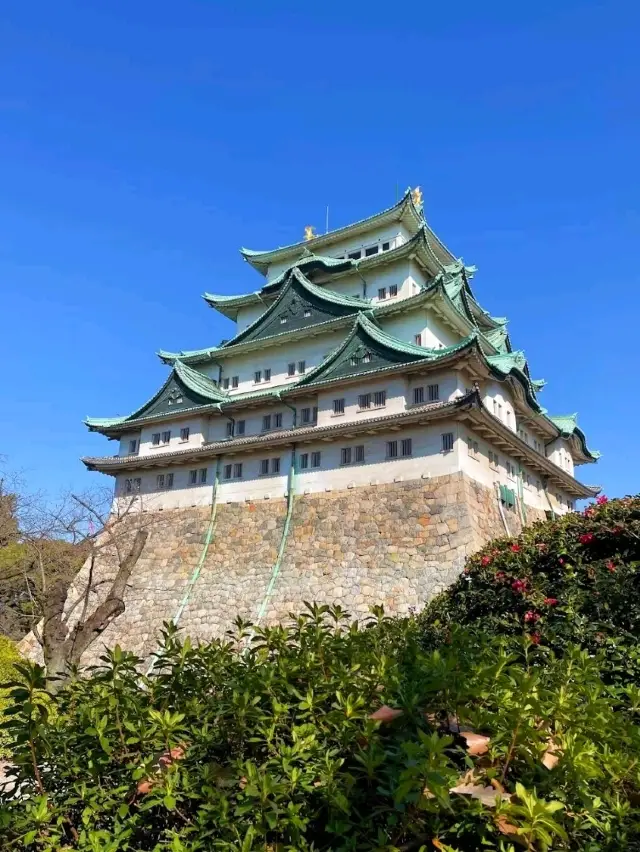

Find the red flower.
xmin=524 ymin=610 xmax=540 ymax=623
xmin=495 ymin=571 xmax=507 ymax=581
xmin=579 ymin=533 xmax=594 ymax=545
xmin=510 ymin=544 xmax=521 ymax=553
xmin=584 ymin=507 xmax=595 ymax=518
xmin=511 ymin=579 xmax=527 ymax=593
xmin=544 ymin=597 xmax=558 ymax=606
xmin=530 ymin=633 xmax=542 ymax=644
xmin=481 ymin=555 xmax=492 ymax=567
xmin=596 ymin=495 xmax=609 ymax=505
xmin=559 ymin=557 xmax=565 ymax=565
xmin=606 ymin=561 xmax=616 ymax=573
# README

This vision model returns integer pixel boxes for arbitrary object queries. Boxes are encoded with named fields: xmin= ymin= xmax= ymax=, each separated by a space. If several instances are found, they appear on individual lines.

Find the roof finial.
xmin=411 ymin=186 xmax=423 ymax=210
xmin=304 ymin=225 xmax=317 ymax=241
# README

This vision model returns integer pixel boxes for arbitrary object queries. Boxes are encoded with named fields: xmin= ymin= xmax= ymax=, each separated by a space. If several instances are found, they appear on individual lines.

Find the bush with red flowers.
xmin=421 ymin=495 xmax=640 ymax=674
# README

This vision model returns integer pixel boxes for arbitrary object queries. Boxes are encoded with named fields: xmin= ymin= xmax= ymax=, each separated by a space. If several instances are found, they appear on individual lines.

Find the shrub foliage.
xmin=0 ymin=497 xmax=639 ymax=851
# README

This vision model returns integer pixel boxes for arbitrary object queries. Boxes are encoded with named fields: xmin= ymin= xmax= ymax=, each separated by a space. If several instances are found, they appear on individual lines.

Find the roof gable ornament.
xmin=411 ymin=186 xmax=424 ymax=212
xmin=304 ymin=225 xmax=317 ymax=241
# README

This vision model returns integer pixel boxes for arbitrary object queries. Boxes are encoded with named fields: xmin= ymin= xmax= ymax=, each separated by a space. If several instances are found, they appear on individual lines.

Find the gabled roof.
xmin=240 ymin=189 xmax=456 ymax=275
xmin=548 ymin=414 xmax=600 ymax=462
xmin=218 ymin=266 xmax=370 ymax=349
xmin=85 ymin=360 xmax=227 ymax=435
xmin=158 ymin=345 xmax=220 ymax=365
xmin=486 ymin=351 xmax=541 ymax=413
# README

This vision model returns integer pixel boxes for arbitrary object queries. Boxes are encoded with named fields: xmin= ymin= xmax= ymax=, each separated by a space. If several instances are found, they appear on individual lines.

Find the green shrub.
xmin=0 ymin=634 xmax=20 ymax=757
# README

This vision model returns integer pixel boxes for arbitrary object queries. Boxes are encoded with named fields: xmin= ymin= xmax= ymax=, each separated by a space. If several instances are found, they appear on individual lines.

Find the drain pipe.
xmin=495 ymin=482 xmax=510 ymax=536
xmin=542 ymin=476 xmax=556 ymax=520
xmin=516 ymin=467 xmax=527 ymax=526
xmin=146 ymin=456 xmax=221 ymax=675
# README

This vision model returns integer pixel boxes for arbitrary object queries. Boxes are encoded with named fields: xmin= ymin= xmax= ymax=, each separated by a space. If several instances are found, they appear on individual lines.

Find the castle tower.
xmin=77 ymin=190 xmax=599 ymax=658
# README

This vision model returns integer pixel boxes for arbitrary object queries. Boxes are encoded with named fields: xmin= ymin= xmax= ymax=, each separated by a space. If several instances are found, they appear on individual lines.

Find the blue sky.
xmin=1 ymin=0 xmax=638 ymax=499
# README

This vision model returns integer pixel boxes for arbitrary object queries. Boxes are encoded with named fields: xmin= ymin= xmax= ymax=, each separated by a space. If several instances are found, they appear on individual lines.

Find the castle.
xmin=74 ymin=189 xmax=599 ymax=658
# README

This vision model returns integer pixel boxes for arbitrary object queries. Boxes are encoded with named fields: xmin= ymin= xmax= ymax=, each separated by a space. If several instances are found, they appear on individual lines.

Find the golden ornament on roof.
xmin=304 ymin=225 xmax=317 ymax=241
xmin=411 ymin=186 xmax=423 ymax=208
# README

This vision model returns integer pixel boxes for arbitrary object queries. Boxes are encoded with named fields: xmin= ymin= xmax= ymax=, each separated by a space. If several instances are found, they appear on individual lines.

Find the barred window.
xmin=389 ymin=284 xmax=398 ymax=297
xmin=386 ymin=440 xmax=398 ymax=458
xmin=271 ymin=457 xmax=280 ymax=474
xmin=264 ymin=368 xmax=271 ymax=382
xmin=166 ymin=473 xmax=174 ymax=488
xmin=274 ymin=413 xmax=282 ymax=428
xmin=222 ymin=378 xmax=230 ymax=389
xmin=340 ymin=447 xmax=352 ymax=465
xmin=189 ymin=469 xmax=197 ymax=485
xmin=156 ymin=474 xmax=165 ymax=489
xmin=304 ymin=309 xmax=311 ymax=318
xmin=125 ymin=478 xmax=133 ymax=494
xmin=363 ymin=351 xmax=372 ymax=363
xmin=280 ymin=315 xmax=287 ymax=325
xmin=236 ymin=420 xmax=245 ymax=435
xmin=133 ymin=478 xmax=141 ymax=492
xmin=299 ymin=453 xmax=309 ymax=470
xmin=414 ymin=333 xmax=422 ymax=346
xmin=467 ymin=437 xmax=479 ymax=459
xmin=223 ymin=465 xmax=232 ymax=480
xmin=358 ymin=393 xmax=371 ymax=410
xmin=128 ymin=439 xmax=138 ymax=454
xmin=378 ymin=287 xmax=387 ymax=300
xmin=254 ymin=370 xmax=262 ymax=383
xmin=427 ymin=384 xmax=439 ymax=401
xmin=262 ymin=415 xmax=272 ymax=431
xmin=226 ymin=421 xmax=234 ymax=437
xmin=413 ymin=386 xmax=424 ymax=404
xmin=301 ymin=407 xmax=311 ymax=424
xmin=441 ymin=432 xmax=454 ymax=453
xmin=311 ymin=451 xmax=321 ymax=468
xmin=401 ymin=438 xmax=412 ymax=457
xmin=152 ymin=433 xmax=160 ymax=446
xmin=374 ymin=390 xmax=386 ymax=407
xmin=354 ymin=445 xmax=365 ymax=463
xmin=288 ymin=362 xmax=296 ymax=377
xmin=162 ymin=431 xmax=171 ymax=444
xmin=333 ymin=398 xmax=345 ymax=415
xmin=260 ymin=459 xmax=270 ymax=476
xmin=180 ymin=427 xmax=190 ymax=441
xmin=298 ymin=360 xmax=306 ymax=374
xmin=233 ymin=463 xmax=243 ymax=479
xmin=199 ymin=468 xmax=207 ymax=484
xmin=232 ymin=375 xmax=239 ymax=388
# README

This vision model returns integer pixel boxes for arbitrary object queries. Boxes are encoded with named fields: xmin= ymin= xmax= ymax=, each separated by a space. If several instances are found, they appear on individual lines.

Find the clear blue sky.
xmin=1 ymin=0 xmax=638 ymax=499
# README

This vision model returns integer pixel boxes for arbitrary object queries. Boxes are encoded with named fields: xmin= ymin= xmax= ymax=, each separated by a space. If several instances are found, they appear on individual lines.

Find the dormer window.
xmin=304 ymin=309 xmax=311 ymax=318
xmin=280 ymin=315 xmax=287 ymax=325
xmin=382 ymin=241 xmax=390 ymax=251
xmin=365 ymin=245 xmax=379 ymax=257
xmin=348 ymin=250 xmax=362 ymax=260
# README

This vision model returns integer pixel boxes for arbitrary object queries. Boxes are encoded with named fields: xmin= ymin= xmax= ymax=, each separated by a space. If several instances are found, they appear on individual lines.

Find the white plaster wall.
xmin=206 ymin=403 xmax=296 ymax=443
xmin=381 ymin=306 xmax=458 ymax=351
xmin=481 ymin=381 xmax=516 ymax=432
xmin=235 ymin=303 xmax=267 ymax=333
xmin=546 ymin=437 xmax=575 ymax=476
xmin=315 ymin=376 xmax=406 ymax=428
xmin=138 ymin=416 xmax=206 ymax=458
xmin=118 ymin=432 xmax=141 ymax=457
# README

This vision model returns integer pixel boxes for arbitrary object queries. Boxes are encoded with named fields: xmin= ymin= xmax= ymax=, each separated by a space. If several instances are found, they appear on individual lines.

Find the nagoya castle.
xmin=75 ymin=188 xmax=599 ymax=659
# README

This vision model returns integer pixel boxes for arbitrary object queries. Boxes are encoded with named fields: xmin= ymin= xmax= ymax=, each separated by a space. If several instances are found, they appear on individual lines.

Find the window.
xmin=489 ymin=450 xmax=499 ymax=470
xmin=358 ymin=393 xmax=371 ymax=410
xmin=233 ymin=463 xmax=243 ymax=479
xmin=226 ymin=421 xmax=234 ymax=437
xmin=301 ymin=407 xmax=311 ymax=424
xmin=414 ymin=333 xmax=422 ymax=346
xmin=162 ymin=431 xmax=171 ymax=444
xmin=363 ymin=351 xmax=372 ymax=363
xmin=298 ymin=360 xmax=306 ymax=374
xmin=260 ymin=459 xmax=270 ymax=476
xmin=236 ymin=420 xmax=245 ymax=435
xmin=280 ymin=315 xmax=287 ymax=325
xmin=180 ymin=427 xmax=190 ymax=442
xmin=382 ymin=241 xmax=390 ymax=251
xmin=350 ymin=353 xmax=361 ymax=367
xmin=413 ymin=386 xmax=424 ymax=405
xmin=223 ymin=464 xmax=232 ymax=480
xmin=288 ymin=362 xmax=296 ymax=377
xmin=299 ymin=453 xmax=309 ymax=470
xmin=386 ymin=440 xmax=398 ymax=458
xmin=125 ymin=478 xmax=133 ymax=494
xmin=232 ymin=376 xmax=239 ymax=389
xmin=441 ymin=432 xmax=454 ymax=453
xmin=262 ymin=414 xmax=272 ymax=431
xmin=365 ymin=245 xmax=379 ymax=257
xmin=189 ymin=469 xmax=197 ymax=485
xmin=224 ymin=463 xmax=242 ymax=480
xmin=166 ymin=472 xmax=174 ymax=488
xmin=401 ymin=438 xmax=412 ymax=457
xmin=378 ymin=287 xmax=387 ymax=300
xmin=156 ymin=474 xmax=165 ymax=489
xmin=340 ymin=447 xmax=351 ymax=465
xmin=311 ymin=451 xmax=321 ymax=468
xmin=271 ymin=457 xmax=280 ymax=474
xmin=348 ymin=250 xmax=362 ymax=260
xmin=254 ymin=370 xmax=262 ymax=383
xmin=354 ymin=445 xmax=365 ymax=462
xmin=313 ymin=406 xmax=318 ymax=422
xmin=304 ymin=309 xmax=311 ymax=318
xmin=333 ymin=398 xmax=345 ymax=415
xmin=506 ymin=461 xmax=515 ymax=479
xmin=199 ymin=468 xmax=207 ymax=484
xmin=274 ymin=413 xmax=282 ymax=428
xmin=340 ymin=446 xmax=364 ymax=464
xmin=467 ymin=437 xmax=479 ymax=459
xmin=493 ymin=399 xmax=498 ymax=415
xmin=133 ymin=477 xmax=141 ymax=492
xmin=222 ymin=378 xmax=230 ymax=390
xmin=427 ymin=384 xmax=439 ymax=402
xmin=128 ymin=439 xmax=138 ymax=454
xmin=389 ymin=284 xmax=398 ymax=297
xmin=374 ymin=390 xmax=386 ymax=407
xmin=152 ymin=433 xmax=161 ymax=446
xmin=264 ymin=368 xmax=272 ymax=382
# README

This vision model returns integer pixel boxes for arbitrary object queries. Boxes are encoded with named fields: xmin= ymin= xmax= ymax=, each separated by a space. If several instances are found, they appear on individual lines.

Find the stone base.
xmin=20 ymin=473 xmax=545 ymax=665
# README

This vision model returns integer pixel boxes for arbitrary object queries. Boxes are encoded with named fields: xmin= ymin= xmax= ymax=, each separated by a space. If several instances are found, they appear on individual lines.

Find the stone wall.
xmin=20 ymin=473 xmax=545 ymax=666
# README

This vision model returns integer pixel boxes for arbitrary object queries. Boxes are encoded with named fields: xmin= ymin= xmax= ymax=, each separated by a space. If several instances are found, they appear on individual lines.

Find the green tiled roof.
xmin=158 ymin=345 xmax=220 ymax=365
xmin=548 ymin=414 xmax=601 ymax=461
xmin=262 ymin=251 xmax=356 ymax=290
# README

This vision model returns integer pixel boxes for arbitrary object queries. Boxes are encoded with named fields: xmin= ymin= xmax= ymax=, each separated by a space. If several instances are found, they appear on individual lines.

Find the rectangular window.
xmin=226 ymin=421 xmax=234 ymax=437
xmin=358 ymin=393 xmax=371 ymax=410
xmin=223 ymin=464 xmax=232 ymax=480
xmin=311 ymin=451 xmax=321 ymax=468
xmin=180 ymin=427 xmax=190 ymax=441
xmin=232 ymin=375 xmax=239 ymax=389
xmin=414 ymin=333 xmax=422 ymax=346
xmin=312 ymin=405 xmax=318 ymax=422
xmin=199 ymin=468 xmax=207 ymax=484
xmin=162 ymin=431 xmax=171 ymax=444
xmin=156 ymin=474 xmax=165 ymax=489
xmin=506 ymin=461 xmax=515 ymax=479
xmin=288 ymin=362 xmax=296 ymax=377
xmin=304 ymin=308 xmax=311 ymax=318
xmin=489 ymin=450 xmax=499 ymax=470
xmin=378 ymin=287 xmax=387 ymax=300
xmin=299 ymin=453 xmax=309 ymax=470
xmin=260 ymin=459 xmax=270 ymax=476
xmin=467 ymin=437 xmax=479 ymax=459
xmin=301 ymin=407 xmax=311 ymax=424
xmin=274 ymin=413 xmax=282 ymax=428
xmin=389 ymin=284 xmax=398 ymax=297
xmin=133 ymin=477 xmax=141 ymax=492
xmin=348 ymin=250 xmax=362 ymax=260
xmin=441 ymin=432 xmax=454 ymax=453
xmin=401 ymin=438 xmax=412 ymax=457
xmin=374 ymin=390 xmax=386 ymax=407
xmin=166 ymin=472 xmax=174 ymax=488
xmin=254 ymin=370 xmax=262 ymax=383
xmin=340 ymin=447 xmax=352 ymax=465
xmin=189 ymin=469 xmax=197 ymax=485
xmin=354 ymin=445 xmax=365 ymax=463
xmin=128 ymin=439 xmax=138 ymax=454
xmin=264 ymin=368 xmax=271 ymax=382
xmin=428 ymin=384 xmax=439 ymax=401
xmin=125 ymin=478 xmax=133 ymax=494
xmin=386 ymin=440 xmax=398 ymax=458
xmin=363 ymin=352 xmax=372 ymax=363
xmin=271 ymin=457 xmax=280 ymax=474
xmin=365 ymin=245 xmax=379 ymax=257
xmin=382 ymin=241 xmax=390 ymax=251
xmin=152 ymin=433 xmax=161 ymax=446
xmin=236 ymin=420 xmax=245 ymax=435
xmin=413 ymin=386 xmax=424 ymax=405
xmin=222 ymin=378 xmax=230 ymax=390
xmin=233 ymin=463 xmax=243 ymax=479
xmin=333 ymin=398 xmax=345 ymax=415
xmin=279 ymin=316 xmax=287 ymax=325
xmin=298 ymin=360 xmax=306 ymax=374
xmin=262 ymin=414 xmax=272 ymax=431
